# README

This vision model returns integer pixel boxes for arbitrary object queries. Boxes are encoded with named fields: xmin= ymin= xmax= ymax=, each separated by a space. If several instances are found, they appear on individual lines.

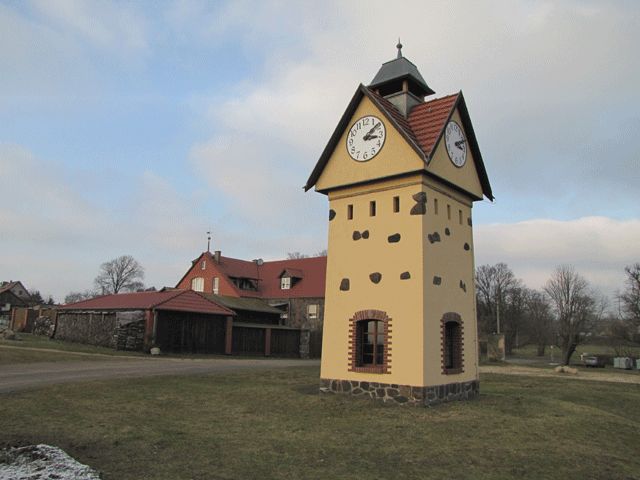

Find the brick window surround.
xmin=348 ymin=309 xmax=392 ymax=374
xmin=441 ymin=312 xmax=464 ymax=375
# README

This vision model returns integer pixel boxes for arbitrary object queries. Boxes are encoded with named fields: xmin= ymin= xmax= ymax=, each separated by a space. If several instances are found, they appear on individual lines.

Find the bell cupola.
xmin=368 ymin=40 xmax=435 ymax=117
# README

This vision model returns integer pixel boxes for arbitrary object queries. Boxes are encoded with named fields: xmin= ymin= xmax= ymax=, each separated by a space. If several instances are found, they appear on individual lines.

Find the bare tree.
xmin=523 ymin=289 xmax=554 ymax=356
xmin=476 ymin=263 xmax=520 ymax=333
xmin=314 ymin=249 xmax=328 ymax=257
xmin=544 ymin=265 xmax=596 ymax=365
xmin=64 ymin=290 xmax=98 ymax=304
xmin=287 ymin=252 xmax=309 ymax=259
xmin=94 ymin=255 xmax=145 ymax=295
xmin=619 ymin=263 xmax=640 ymax=330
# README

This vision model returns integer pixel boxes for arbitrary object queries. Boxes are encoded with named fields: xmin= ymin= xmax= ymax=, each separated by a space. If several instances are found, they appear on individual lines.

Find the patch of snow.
xmin=0 ymin=444 xmax=101 ymax=480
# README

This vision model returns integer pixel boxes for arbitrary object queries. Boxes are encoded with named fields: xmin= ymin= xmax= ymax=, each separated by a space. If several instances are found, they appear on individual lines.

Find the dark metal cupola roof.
xmin=369 ymin=41 xmax=435 ymax=98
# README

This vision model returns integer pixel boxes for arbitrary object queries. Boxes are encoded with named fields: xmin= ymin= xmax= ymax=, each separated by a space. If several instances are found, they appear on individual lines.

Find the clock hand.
xmin=363 ymin=122 xmax=381 ymax=140
xmin=455 ymin=139 xmax=466 ymax=149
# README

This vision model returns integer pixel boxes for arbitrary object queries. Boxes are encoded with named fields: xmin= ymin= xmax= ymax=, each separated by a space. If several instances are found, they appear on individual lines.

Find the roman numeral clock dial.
xmin=346 ymin=115 xmax=386 ymax=162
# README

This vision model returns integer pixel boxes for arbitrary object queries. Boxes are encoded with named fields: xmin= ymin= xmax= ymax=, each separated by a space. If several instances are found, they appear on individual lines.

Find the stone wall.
xmin=265 ymin=297 xmax=324 ymax=331
xmin=319 ymin=378 xmax=479 ymax=406
xmin=55 ymin=311 xmax=118 ymax=348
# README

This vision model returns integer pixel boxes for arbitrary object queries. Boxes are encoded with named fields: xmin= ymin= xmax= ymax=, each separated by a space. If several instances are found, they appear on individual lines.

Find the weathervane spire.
xmin=396 ymin=38 xmax=403 ymax=58
xmin=207 ymin=231 xmax=211 ymax=252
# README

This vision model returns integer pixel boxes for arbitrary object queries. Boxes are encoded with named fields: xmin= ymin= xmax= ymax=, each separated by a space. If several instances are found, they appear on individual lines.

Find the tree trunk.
xmin=536 ymin=344 xmax=546 ymax=357
xmin=562 ymin=343 xmax=577 ymax=365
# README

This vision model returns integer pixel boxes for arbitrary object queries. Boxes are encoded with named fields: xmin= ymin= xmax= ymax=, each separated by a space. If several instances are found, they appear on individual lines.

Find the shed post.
xmin=265 ymin=327 xmax=272 ymax=356
xmin=225 ymin=316 xmax=233 ymax=355
xmin=143 ymin=309 xmax=155 ymax=351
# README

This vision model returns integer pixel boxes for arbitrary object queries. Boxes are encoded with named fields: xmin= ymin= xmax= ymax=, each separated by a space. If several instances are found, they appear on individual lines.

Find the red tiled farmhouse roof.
xmin=259 ymin=256 xmax=326 ymax=299
xmin=60 ymin=290 xmax=235 ymax=316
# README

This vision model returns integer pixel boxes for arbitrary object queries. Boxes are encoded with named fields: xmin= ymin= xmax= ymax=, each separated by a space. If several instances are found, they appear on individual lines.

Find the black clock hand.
xmin=363 ymin=122 xmax=381 ymax=141
xmin=455 ymin=139 xmax=466 ymax=149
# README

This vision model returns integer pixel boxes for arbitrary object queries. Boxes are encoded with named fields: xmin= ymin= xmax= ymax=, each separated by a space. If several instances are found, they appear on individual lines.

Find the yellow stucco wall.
xmin=315 ymin=96 xmax=424 ymax=193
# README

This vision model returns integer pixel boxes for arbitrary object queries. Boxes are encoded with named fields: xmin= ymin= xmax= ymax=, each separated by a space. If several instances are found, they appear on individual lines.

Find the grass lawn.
xmin=1 ymin=367 xmax=639 ymax=480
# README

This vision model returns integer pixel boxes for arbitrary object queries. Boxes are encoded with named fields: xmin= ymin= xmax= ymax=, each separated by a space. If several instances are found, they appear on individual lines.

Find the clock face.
xmin=445 ymin=121 xmax=467 ymax=167
xmin=346 ymin=115 xmax=386 ymax=162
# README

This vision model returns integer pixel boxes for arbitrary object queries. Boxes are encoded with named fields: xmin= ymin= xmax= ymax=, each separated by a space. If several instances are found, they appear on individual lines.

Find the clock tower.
xmin=305 ymin=43 xmax=493 ymax=406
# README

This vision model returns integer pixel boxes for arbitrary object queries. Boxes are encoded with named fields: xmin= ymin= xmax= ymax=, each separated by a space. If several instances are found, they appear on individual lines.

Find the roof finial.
xmin=206 ymin=230 xmax=211 ymax=252
xmin=396 ymin=38 xmax=403 ymax=59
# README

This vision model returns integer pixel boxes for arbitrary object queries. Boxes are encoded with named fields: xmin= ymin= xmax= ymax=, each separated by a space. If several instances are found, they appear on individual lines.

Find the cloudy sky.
xmin=1 ymin=0 xmax=638 ymax=302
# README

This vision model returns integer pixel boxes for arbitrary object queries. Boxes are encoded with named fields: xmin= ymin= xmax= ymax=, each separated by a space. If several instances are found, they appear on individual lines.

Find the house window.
xmin=281 ymin=276 xmax=291 ymax=290
xmin=213 ymin=277 xmax=219 ymax=294
xmin=393 ymin=196 xmax=400 ymax=213
xmin=369 ymin=200 xmax=376 ymax=217
xmin=201 ymin=260 xmax=206 ymax=270
xmin=434 ymin=198 xmax=439 ymax=215
xmin=348 ymin=309 xmax=391 ymax=374
xmin=347 ymin=204 xmax=353 ymax=220
xmin=307 ymin=304 xmax=318 ymax=319
xmin=442 ymin=313 xmax=464 ymax=374
xmin=191 ymin=277 xmax=204 ymax=292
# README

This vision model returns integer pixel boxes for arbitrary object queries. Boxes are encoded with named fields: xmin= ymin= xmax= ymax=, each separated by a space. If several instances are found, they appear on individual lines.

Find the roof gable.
xmin=305 ymin=86 xmax=493 ymax=201
xmin=308 ymin=85 xmax=427 ymax=193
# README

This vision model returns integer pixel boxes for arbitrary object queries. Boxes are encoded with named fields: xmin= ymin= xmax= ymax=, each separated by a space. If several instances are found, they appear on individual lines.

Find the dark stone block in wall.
xmin=410 ymin=203 xmax=426 ymax=215
xmin=433 ymin=276 xmax=442 ymax=285
xmin=329 ymin=209 xmax=336 ymax=221
xmin=412 ymin=192 xmax=427 ymax=203
xmin=410 ymin=191 xmax=427 ymax=215
xmin=340 ymin=278 xmax=350 ymax=291
xmin=370 ymin=272 xmax=382 ymax=284
xmin=445 ymin=227 xmax=451 ymax=236
xmin=353 ymin=231 xmax=361 ymax=241
xmin=459 ymin=280 xmax=467 ymax=292
xmin=400 ymin=271 xmax=411 ymax=280
xmin=464 ymin=243 xmax=470 ymax=251
xmin=388 ymin=233 xmax=401 ymax=243
xmin=362 ymin=230 xmax=369 ymax=239
xmin=428 ymin=232 xmax=441 ymax=244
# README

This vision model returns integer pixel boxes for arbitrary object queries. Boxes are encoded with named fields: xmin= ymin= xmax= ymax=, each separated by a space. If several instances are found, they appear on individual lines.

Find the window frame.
xmin=281 ymin=276 xmax=291 ymax=290
xmin=191 ymin=277 xmax=205 ymax=292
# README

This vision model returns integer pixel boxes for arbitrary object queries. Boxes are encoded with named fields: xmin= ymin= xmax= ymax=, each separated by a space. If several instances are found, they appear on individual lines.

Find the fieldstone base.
xmin=319 ymin=378 xmax=479 ymax=406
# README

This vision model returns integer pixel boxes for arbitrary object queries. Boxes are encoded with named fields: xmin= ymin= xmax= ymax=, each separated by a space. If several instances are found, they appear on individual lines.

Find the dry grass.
xmin=1 ymin=366 xmax=640 ymax=480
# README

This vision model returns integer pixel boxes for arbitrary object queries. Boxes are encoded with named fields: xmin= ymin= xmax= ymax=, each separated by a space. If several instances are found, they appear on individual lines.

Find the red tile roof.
xmin=60 ymin=290 xmax=235 ymax=316
xmin=258 ymin=256 xmax=326 ymax=299
xmin=407 ymin=93 xmax=459 ymax=158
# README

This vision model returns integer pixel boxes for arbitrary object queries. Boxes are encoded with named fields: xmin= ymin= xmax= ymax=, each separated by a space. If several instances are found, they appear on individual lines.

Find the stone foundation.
xmin=319 ymin=378 xmax=479 ymax=406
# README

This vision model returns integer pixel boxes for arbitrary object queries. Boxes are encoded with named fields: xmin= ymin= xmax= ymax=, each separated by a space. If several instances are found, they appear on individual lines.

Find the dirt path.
xmin=480 ymin=364 xmax=640 ymax=384
xmin=0 ymin=354 xmax=320 ymax=394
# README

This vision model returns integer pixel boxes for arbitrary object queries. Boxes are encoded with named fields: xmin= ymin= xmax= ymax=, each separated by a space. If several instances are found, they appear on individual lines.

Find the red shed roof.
xmin=60 ymin=290 xmax=234 ymax=316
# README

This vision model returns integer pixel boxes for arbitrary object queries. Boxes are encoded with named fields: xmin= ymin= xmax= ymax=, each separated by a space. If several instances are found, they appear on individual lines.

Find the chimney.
xmin=214 ymin=250 xmax=221 ymax=263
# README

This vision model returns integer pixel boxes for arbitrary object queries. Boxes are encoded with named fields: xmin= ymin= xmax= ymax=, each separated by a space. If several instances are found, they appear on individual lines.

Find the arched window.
xmin=441 ymin=313 xmax=464 ymax=374
xmin=348 ymin=310 xmax=391 ymax=374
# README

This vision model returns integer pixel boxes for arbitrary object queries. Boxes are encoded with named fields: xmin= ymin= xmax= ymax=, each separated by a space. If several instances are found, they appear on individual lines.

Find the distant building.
xmin=0 ymin=281 xmax=31 ymax=327
xmin=175 ymin=250 xmax=327 ymax=334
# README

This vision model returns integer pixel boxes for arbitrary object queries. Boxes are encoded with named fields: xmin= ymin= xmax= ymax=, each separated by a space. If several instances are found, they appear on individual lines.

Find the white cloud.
xmin=475 ymin=216 xmax=640 ymax=295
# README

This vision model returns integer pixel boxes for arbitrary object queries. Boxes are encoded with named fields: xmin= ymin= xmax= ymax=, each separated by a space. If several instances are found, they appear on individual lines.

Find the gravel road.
xmin=0 ymin=350 xmax=319 ymax=394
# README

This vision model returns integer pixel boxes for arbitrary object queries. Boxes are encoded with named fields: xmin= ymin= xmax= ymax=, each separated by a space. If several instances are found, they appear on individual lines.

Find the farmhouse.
xmin=306 ymin=43 xmax=493 ymax=405
xmin=175 ymin=250 xmax=326 ymax=355
xmin=57 ymin=289 xmax=305 ymax=356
